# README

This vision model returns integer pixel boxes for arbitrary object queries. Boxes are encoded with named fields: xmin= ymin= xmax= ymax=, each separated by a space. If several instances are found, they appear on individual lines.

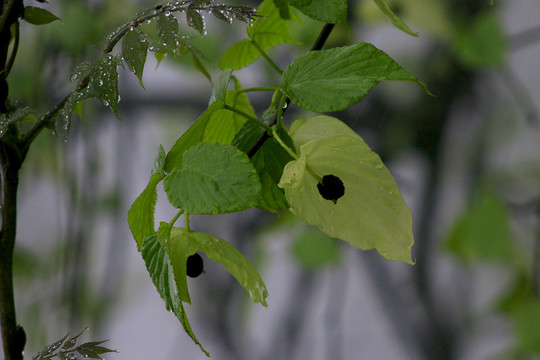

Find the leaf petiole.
xmin=272 ymin=126 xmax=297 ymax=159
xmin=223 ymin=104 xmax=272 ymax=133
xmin=251 ymin=40 xmax=283 ymax=75
xmin=169 ymin=210 xmax=184 ymax=228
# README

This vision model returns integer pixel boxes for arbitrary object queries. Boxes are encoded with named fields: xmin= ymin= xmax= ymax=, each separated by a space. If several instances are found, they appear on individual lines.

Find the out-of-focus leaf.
xmin=287 ymin=0 xmax=347 ymax=24
xmin=445 ymin=187 xmax=514 ymax=262
xmin=292 ymin=227 xmax=340 ymax=269
xmin=371 ymin=0 xmax=418 ymax=36
xmin=186 ymin=8 xmax=205 ymax=35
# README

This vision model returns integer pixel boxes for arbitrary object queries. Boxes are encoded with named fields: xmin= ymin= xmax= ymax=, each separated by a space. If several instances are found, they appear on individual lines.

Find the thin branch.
xmin=251 ymin=40 xmax=283 ymax=75
xmin=0 ymin=0 xmax=16 ymax=34
xmin=0 ymin=20 xmax=18 ymax=80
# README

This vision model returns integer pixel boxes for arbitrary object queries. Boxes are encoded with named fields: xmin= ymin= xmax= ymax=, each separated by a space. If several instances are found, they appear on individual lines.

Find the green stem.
xmin=239 ymin=86 xmax=278 ymax=93
xmin=169 ymin=210 xmax=184 ymax=228
xmin=223 ymin=104 xmax=272 ymax=133
xmin=251 ymin=40 xmax=283 ymax=75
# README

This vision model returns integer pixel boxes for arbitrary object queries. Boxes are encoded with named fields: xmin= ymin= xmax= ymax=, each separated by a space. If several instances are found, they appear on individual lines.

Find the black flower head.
xmin=186 ymin=253 xmax=204 ymax=278
xmin=317 ymin=174 xmax=345 ymax=204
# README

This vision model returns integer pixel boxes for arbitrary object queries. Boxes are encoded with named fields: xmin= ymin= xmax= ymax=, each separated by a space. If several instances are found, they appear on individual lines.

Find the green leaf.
xmin=209 ymin=69 xmax=233 ymax=105
xmin=54 ymin=91 xmax=80 ymax=139
xmin=128 ymin=173 xmax=163 ymax=249
xmin=273 ymin=0 xmax=291 ymax=19
xmin=165 ymin=89 xmax=256 ymax=172
xmin=453 ymin=11 xmax=506 ymax=68
xmin=164 ymin=143 xmax=261 ymax=214
xmin=186 ymin=8 xmax=205 ymax=35
xmin=279 ymin=116 xmax=414 ymax=264
xmin=220 ymin=0 xmax=295 ymax=70
xmin=287 ymin=0 xmax=347 ymax=24
xmin=292 ymin=227 xmax=340 ymax=269
xmin=281 ymin=43 xmax=430 ymax=112
xmin=163 ymin=223 xmax=195 ymax=304
xmin=371 ymin=0 xmax=418 ymax=36
xmin=508 ymin=297 xmax=540 ymax=354
xmin=170 ymin=227 xmax=269 ymax=306
xmin=0 ymin=107 xmax=36 ymax=137
xmin=24 ymin=6 xmax=60 ymax=25
xmin=151 ymin=145 xmax=166 ymax=176
xmin=78 ymin=54 xmax=121 ymax=117
xmin=157 ymin=13 xmax=179 ymax=50
xmin=445 ymin=187 xmax=514 ymax=262
xmin=141 ymin=234 xmax=209 ymax=356
xmin=122 ymin=29 xmax=148 ymax=89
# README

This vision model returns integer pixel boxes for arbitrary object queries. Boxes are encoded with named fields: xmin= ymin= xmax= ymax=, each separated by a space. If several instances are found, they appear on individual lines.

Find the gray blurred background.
xmin=7 ymin=0 xmax=540 ymax=359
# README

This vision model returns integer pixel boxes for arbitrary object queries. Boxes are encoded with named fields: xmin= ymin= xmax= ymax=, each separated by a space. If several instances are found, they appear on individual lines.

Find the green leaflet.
xmin=281 ymin=43 xmax=430 ymax=112
xmin=220 ymin=0 xmax=295 ymax=70
xmin=141 ymin=234 xmax=209 ymax=356
xmin=186 ymin=8 xmax=205 ymax=35
xmin=287 ymin=0 xmax=347 ymax=24
xmin=279 ymin=116 xmax=414 ymax=264
xmin=445 ymin=187 xmax=514 ymax=262
xmin=371 ymin=0 xmax=418 ymax=36
xmin=169 ymin=227 xmax=269 ymax=306
xmin=78 ymin=54 xmax=121 ymax=118
xmin=122 ymin=29 xmax=148 ymax=89
xmin=157 ymin=13 xmax=179 ymax=50
xmin=24 ymin=6 xmax=60 ymax=25
xmin=164 ymin=88 xmax=256 ymax=172
xmin=127 ymin=173 xmax=163 ymax=249
xmin=164 ymin=143 xmax=261 ymax=214
xmin=209 ymin=69 xmax=233 ymax=105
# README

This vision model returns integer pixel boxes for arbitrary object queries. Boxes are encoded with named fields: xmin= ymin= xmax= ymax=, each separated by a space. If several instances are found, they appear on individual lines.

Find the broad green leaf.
xmin=128 ymin=173 xmax=163 ymax=249
xmin=279 ymin=116 xmax=414 ymax=264
xmin=122 ymin=29 xmax=148 ymax=89
xmin=453 ymin=11 xmax=505 ymax=68
xmin=292 ymin=228 xmax=340 ymax=269
xmin=445 ymin=188 xmax=514 ymax=262
xmin=371 ymin=0 xmax=418 ymax=36
xmin=170 ymin=227 xmax=269 ymax=306
xmin=165 ymin=89 xmax=255 ymax=172
xmin=209 ymin=69 xmax=233 ymax=105
xmin=186 ymin=8 xmax=205 ymax=35
xmin=141 ymin=234 xmax=209 ymax=356
xmin=164 ymin=223 xmax=196 ymax=304
xmin=24 ymin=6 xmax=60 ymax=25
xmin=164 ymin=143 xmax=261 ymax=214
xmin=220 ymin=0 xmax=295 ymax=70
xmin=157 ymin=13 xmax=179 ymax=50
xmin=281 ymin=43 xmax=430 ymax=112
xmin=287 ymin=0 xmax=347 ymax=24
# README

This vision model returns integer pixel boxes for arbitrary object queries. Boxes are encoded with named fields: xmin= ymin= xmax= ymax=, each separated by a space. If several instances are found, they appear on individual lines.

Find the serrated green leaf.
xmin=279 ymin=116 xmax=414 ymax=264
xmin=186 ymin=8 xmax=205 ymax=35
xmin=445 ymin=187 xmax=514 ymax=262
xmin=209 ymin=69 xmax=233 ymax=105
xmin=281 ymin=43 xmax=430 ymax=112
xmin=220 ymin=0 xmax=295 ymax=70
xmin=163 ymin=223 xmax=195 ymax=304
xmin=292 ymin=228 xmax=340 ymax=269
xmin=164 ymin=143 xmax=261 ymax=214
xmin=165 ymin=89 xmax=256 ymax=172
xmin=78 ymin=54 xmax=121 ymax=117
xmin=170 ymin=227 xmax=268 ymax=306
xmin=122 ymin=29 xmax=148 ymax=89
xmin=371 ymin=0 xmax=418 ymax=36
xmin=157 ymin=13 xmax=179 ymax=50
xmin=151 ymin=145 xmax=166 ymax=176
xmin=287 ymin=0 xmax=347 ymax=24
xmin=128 ymin=173 xmax=163 ymax=249
xmin=24 ymin=6 xmax=60 ymax=25
xmin=141 ymin=234 xmax=209 ymax=356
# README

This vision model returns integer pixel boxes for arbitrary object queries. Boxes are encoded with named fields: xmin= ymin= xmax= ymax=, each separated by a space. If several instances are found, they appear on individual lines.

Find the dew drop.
xmin=146 ymin=19 xmax=151 ymax=24
xmin=98 ymin=79 xmax=104 ymax=86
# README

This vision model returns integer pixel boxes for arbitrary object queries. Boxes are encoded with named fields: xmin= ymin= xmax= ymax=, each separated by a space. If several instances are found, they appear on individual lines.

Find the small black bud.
xmin=186 ymin=253 xmax=204 ymax=278
xmin=317 ymin=174 xmax=345 ymax=204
